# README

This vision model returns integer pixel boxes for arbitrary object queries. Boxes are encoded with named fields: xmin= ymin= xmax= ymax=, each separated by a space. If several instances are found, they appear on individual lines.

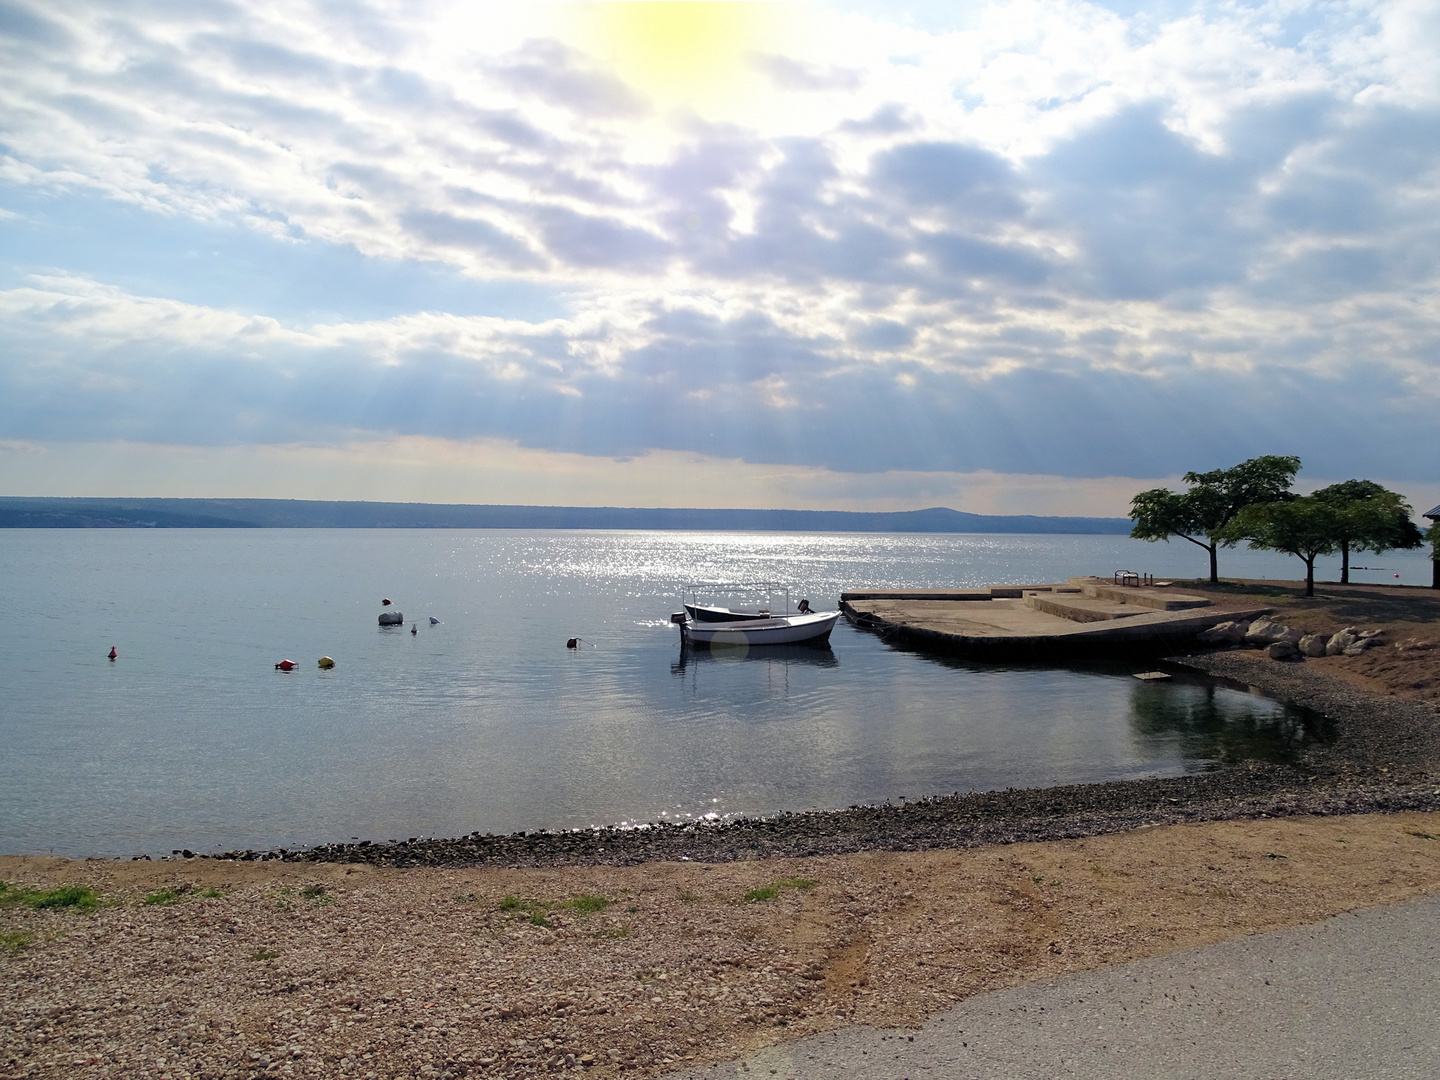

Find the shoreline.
xmin=197 ymin=646 xmax=1440 ymax=870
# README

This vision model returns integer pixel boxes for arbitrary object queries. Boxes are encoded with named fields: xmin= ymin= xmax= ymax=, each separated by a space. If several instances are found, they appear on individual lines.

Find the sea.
xmin=2 ymin=529 xmax=1431 ymax=859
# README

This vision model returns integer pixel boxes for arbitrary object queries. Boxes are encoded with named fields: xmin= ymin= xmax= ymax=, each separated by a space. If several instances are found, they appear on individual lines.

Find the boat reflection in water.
xmin=671 ymin=641 xmax=839 ymax=676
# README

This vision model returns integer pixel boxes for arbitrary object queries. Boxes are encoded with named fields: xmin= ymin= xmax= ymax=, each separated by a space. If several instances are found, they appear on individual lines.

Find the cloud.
xmin=488 ymin=39 xmax=649 ymax=118
xmin=753 ymin=54 xmax=863 ymax=93
xmin=0 ymin=0 xmax=1437 ymax=509
xmin=397 ymin=208 xmax=542 ymax=269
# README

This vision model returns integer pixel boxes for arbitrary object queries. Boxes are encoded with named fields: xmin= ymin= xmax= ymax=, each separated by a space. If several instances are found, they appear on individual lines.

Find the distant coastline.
xmin=0 ymin=496 xmax=1133 ymax=534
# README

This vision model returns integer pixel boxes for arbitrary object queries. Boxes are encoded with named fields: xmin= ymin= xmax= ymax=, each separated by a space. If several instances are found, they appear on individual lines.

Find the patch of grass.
xmin=593 ymin=925 xmax=630 ymax=940
xmin=676 ymin=890 xmax=700 ymax=902
xmin=248 ymin=948 xmax=279 ymax=962
xmin=498 ymin=895 xmax=552 ymax=927
xmin=561 ymin=894 xmax=609 ymax=916
xmin=626 ymin=905 xmax=640 ymax=914
xmin=1266 ymin=852 xmax=1289 ymax=860
xmin=143 ymin=889 xmax=181 ymax=906
xmin=774 ymin=877 xmax=816 ymax=890
xmin=0 ymin=882 xmax=101 ymax=913
xmin=197 ymin=888 xmax=223 ymax=899
xmin=299 ymin=885 xmax=334 ymax=904
xmin=1 ymin=928 xmax=35 ymax=955
xmin=743 ymin=876 xmax=817 ymax=903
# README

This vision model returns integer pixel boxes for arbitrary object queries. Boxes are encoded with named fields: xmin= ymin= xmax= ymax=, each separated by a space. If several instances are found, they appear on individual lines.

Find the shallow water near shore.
xmin=1 ymin=528 xmax=1395 ymax=859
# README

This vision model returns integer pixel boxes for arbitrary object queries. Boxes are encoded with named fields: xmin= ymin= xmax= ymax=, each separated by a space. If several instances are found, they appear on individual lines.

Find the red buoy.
xmin=275 ymin=659 xmax=298 ymax=671
xmin=382 ymin=598 xmax=392 ymax=606
xmin=108 ymin=646 xmax=118 ymax=661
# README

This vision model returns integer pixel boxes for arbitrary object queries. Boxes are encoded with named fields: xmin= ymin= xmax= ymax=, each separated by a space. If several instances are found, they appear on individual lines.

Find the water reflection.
xmin=671 ymin=643 xmax=839 ymax=674
xmin=1127 ymin=676 xmax=1331 ymax=767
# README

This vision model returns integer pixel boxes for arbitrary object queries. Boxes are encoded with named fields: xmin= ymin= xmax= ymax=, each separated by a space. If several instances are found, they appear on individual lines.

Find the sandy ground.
xmin=6 ymin=812 xmax=1440 ymax=1080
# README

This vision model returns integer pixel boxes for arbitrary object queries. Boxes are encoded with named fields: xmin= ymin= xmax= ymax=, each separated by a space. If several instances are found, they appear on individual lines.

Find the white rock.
xmin=1245 ymin=619 xmax=1285 ymax=645
xmin=1299 ymin=633 xmax=1328 ymax=657
xmin=1327 ymin=628 xmax=1359 ymax=656
xmin=1267 ymin=640 xmax=1300 ymax=660
xmin=1247 ymin=619 xmax=1301 ymax=647
xmin=1198 ymin=621 xmax=1247 ymax=645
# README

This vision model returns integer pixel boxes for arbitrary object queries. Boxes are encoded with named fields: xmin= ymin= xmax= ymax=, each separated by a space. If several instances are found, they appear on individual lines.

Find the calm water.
xmin=2 ymin=528 xmax=1404 ymax=859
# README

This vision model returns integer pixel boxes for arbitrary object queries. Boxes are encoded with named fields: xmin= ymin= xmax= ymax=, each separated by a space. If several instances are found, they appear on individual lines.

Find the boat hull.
xmin=678 ymin=611 xmax=840 ymax=648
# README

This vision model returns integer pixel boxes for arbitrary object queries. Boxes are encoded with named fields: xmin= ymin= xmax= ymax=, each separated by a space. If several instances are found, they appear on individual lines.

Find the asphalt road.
xmin=665 ymin=890 xmax=1440 ymax=1080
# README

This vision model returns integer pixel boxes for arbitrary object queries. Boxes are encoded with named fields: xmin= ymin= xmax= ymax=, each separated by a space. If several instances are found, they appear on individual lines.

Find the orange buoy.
xmin=275 ymin=659 xmax=298 ymax=671
xmin=108 ymin=646 xmax=118 ymax=661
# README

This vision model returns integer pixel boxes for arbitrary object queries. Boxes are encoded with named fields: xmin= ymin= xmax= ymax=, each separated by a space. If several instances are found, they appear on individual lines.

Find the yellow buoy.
xmin=318 ymin=656 xmax=335 ymax=669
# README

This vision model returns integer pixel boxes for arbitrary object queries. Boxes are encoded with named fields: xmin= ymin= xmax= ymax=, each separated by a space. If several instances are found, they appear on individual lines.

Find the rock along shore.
xmin=203 ymin=648 xmax=1440 ymax=871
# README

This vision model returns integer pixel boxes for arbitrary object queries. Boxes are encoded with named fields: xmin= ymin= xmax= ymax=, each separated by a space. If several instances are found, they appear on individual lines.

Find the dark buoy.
xmin=566 ymin=638 xmax=578 ymax=649
xmin=382 ymin=598 xmax=392 ymax=606
xmin=411 ymin=623 xmax=418 ymax=635
xmin=108 ymin=645 xmax=118 ymax=661
xmin=429 ymin=616 xmax=439 ymax=625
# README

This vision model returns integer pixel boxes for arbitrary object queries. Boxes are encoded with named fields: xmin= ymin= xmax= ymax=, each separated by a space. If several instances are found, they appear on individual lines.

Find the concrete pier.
xmin=840 ymin=577 xmax=1270 ymax=661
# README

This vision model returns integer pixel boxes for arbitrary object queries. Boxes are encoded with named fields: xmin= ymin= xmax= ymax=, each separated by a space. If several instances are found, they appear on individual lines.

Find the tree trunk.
xmin=1433 ymin=556 xmax=1439 ymax=590
xmin=1305 ymin=555 xmax=1316 ymax=597
xmin=1340 ymin=540 xmax=1350 ymax=585
xmin=1208 ymin=543 xmax=1219 ymax=584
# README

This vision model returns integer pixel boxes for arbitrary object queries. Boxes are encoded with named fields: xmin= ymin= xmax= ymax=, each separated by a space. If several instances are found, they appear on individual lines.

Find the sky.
xmin=1 ymin=0 xmax=1437 ymax=516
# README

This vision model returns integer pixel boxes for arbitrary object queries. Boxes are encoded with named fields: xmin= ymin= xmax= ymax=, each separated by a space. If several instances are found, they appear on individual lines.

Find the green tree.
xmin=1221 ymin=495 xmax=1339 ymax=597
xmin=1312 ymin=480 xmax=1424 ymax=584
xmin=1129 ymin=455 xmax=1301 ymax=583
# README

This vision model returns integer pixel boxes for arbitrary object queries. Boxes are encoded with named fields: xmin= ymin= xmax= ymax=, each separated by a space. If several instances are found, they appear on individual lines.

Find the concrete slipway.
xmin=839 ymin=579 xmax=1270 ymax=662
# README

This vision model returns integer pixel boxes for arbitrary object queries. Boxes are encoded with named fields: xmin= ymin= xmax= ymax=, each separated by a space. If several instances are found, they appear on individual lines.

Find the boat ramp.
xmin=840 ymin=577 xmax=1271 ymax=661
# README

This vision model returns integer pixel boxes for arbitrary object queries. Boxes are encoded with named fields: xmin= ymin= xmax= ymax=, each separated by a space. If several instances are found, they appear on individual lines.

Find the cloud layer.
xmin=1 ymin=0 xmax=1437 ymax=506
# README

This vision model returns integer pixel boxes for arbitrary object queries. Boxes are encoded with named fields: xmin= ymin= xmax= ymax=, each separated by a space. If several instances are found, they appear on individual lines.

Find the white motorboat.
xmin=672 ymin=582 xmax=838 ymax=648
xmin=674 ymin=609 xmax=841 ymax=648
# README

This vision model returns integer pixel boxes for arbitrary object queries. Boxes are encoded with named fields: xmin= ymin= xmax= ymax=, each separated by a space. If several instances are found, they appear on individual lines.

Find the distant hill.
xmin=0 ymin=497 xmax=1133 ymax=534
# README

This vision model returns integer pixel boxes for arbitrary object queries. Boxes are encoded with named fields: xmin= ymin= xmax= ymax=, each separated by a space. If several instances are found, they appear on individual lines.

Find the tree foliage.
xmin=1130 ymin=455 xmax=1301 ymax=582
xmin=1312 ymin=480 xmax=1424 ymax=584
xmin=1221 ymin=495 xmax=1339 ymax=596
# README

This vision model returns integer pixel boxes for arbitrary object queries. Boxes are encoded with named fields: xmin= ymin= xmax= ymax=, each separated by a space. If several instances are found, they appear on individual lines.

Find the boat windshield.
xmin=679 ymin=581 xmax=792 ymax=615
